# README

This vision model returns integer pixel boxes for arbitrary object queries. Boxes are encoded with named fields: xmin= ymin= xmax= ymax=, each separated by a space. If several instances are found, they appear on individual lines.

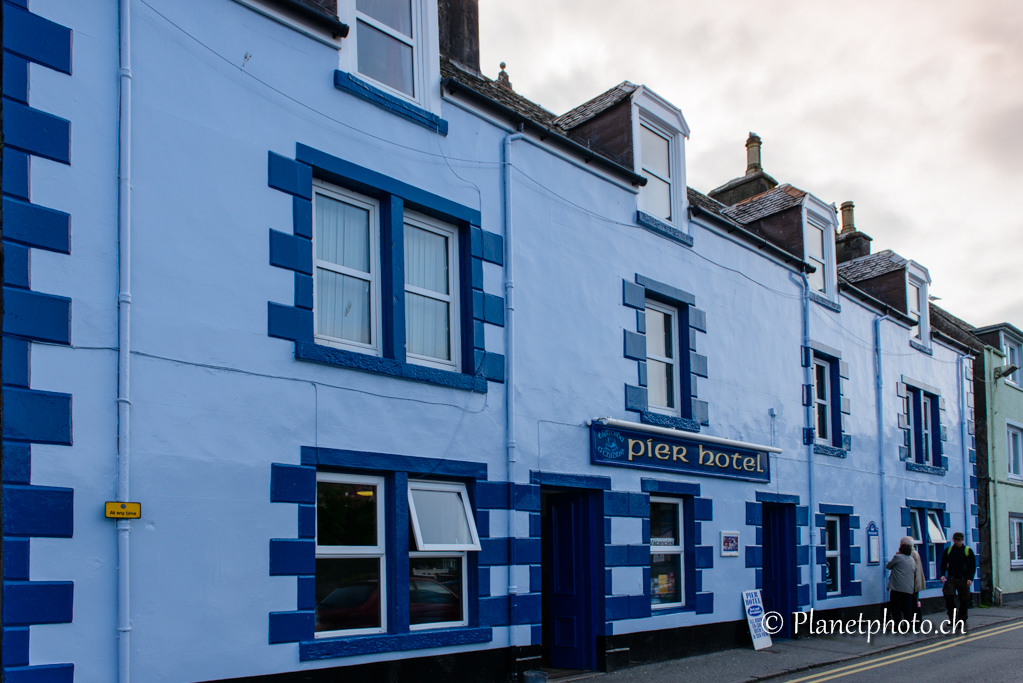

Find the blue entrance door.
xmin=761 ymin=503 xmax=797 ymax=638
xmin=543 ymin=490 xmax=597 ymax=670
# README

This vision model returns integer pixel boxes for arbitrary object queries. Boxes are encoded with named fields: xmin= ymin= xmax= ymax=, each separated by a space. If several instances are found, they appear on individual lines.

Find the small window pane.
xmin=316 ymin=269 xmax=371 ymax=344
xmin=908 ymin=283 xmax=920 ymax=319
xmin=651 ymin=552 xmax=682 ymax=605
xmin=1010 ymin=429 xmax=1021 ymax=476
xmin=816 ymin=403 xmax=829 ymax=440
xmin=927 ymin=511 xmax=946 ymax=543
xmin=646 ymin=308 xmax=670 ymax=358
xmin=910 ymin=512 xmax=922 ymax=543
xmin=317 ymin=481 xmax=378 ymax=546
xmin=807 ymin=265 xmax=825 ymax=293
xmin=641 ymin=174 xmax=672 ymax=221
xmin=405 ymin=292 xmax=450 ymax=360
xmin=357 ymin=0 xmax=412 ymax=36
xmin=358 ymin=21 xmax=414 ymax=96
xmin=825 ymin=556 xmax=839 ymax=592
xmin=409 ymin=558 xmax=462 ymax=625
xmin=647 ymin=359 xmax=674 ymax=410
xmin=806 ymin=225 xmax=825 ymax=261
xmin=405 ymin=225 xmax=448 ymax=294
xmin=410 ymin=488 xmax=473 ymax=546
xmin=650 ymin=502 xmax=679 ymax=546
xmin=641 ymin=126 xmax=670 ymax=180
xmin=316 ymin=195 xmax=370 ymax=272
xmin=314 ymin=558 xmax=381 ymax=631
xmin=815 ymin=364 xmax=828 ymax=400
xmin=1013 ymin=521 xmax=1022 ymax=562
xmin=826 ymin=519 xmax=839 ymax=552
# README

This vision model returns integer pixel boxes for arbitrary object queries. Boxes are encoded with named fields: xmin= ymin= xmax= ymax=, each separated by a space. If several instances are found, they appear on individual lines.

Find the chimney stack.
xmin=745 ymin=132 xmax=762 ymax=175
xmin=835 ymin=200 xmax=873 ymax=263
xmin=438 ymin=0 xmax=480 ymax=74
xmin=497 ymin=62 xmax=513 ymax=90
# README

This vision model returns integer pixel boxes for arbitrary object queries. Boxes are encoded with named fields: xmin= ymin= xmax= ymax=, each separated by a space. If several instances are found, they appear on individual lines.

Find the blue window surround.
xmin=814 ymin=504 xmax=863 ymax=601
xmin=901 ymin=500 xmax=950 ymax=588
xmin=640 ymin=479 xmax=715 ymax=616
xmin=622 ymin=275 xmax=708 ymax=428
xmin=802 ymin=341 xmax=851 ymax=454
xmin=269 ymin=447 xmax=494 ymax=659
xmin=265 ymin=144 xmax=506 ymax=389
xmin=744 ymin=493 xmax=811 ymax=608
xmin=635 ymin=211 xmax=694 ymax=248
xmin=2 ymin=6 xmax=76 ymax=680
xmin=334 ymin=70 xmax=448 ymax=135
xmin=898 ymin=376 xmax=947 ymax=474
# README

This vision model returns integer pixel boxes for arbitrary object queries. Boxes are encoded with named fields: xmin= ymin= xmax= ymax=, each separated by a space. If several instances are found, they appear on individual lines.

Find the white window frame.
xmin=804 ymin=211 xmax=832 ymax=297
xmin=920 ymin=394 xmax=933 ymax=464
xmin=407 ymin=552 xmax=469 ymax=631
xmin=824 ymin=515 xmax=841 ymax=595
xmin=631 ymin=88 xmax=689 ymax=233
xmin=1008 ymin=423 xmax=1023 ymax=480
xmin=315 ymin=472 xmax=387 ymax=637
xmin=403 ymin=211 xmax=461 ymax=372
xmin=645 ymin=299 xmax=681 ymax=417
xmin=812 ymin=357 xmax=832 ymax=445
xmin=650 ymin=497 xmax=685 ymax=609
xmin=905 ymin=265 xmax=931 ymax=344
xmin=1010 ymin=515 xmax=1023 ymax=568
xmin=312 ymin=181 xmax=382 ymax=356
xmin=1004 ymin=335 xmax=1022 ymax=386
xmin=638 ymin=121 xmax=674 ymax=223
xmin=926 ymin=509 xmax=947 ymax=581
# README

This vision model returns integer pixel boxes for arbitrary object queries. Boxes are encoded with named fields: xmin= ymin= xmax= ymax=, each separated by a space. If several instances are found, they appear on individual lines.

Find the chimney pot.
xmin=497 ymin=62 xmax=513 ymax=90
xmin=840 ymin=201 xmax=856 ymax=234
xmin=745 ymin=132 xmax=762 ymax=175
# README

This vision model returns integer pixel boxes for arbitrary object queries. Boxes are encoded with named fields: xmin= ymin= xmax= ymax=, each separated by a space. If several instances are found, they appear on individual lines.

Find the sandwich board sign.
xmin=742 ymin=589 xmax=773 ymax=650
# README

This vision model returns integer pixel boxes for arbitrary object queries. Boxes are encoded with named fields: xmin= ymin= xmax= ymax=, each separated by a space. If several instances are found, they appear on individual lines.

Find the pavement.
xmin=594 ymin=603 xmax=1023 ymax=683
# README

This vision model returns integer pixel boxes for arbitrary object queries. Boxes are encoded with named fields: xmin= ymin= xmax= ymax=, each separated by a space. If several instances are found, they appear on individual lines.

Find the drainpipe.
xmin=874 ymin=314 xmax=889 ymax=603
xmin=796 ymin=272 xmax=816 ymax=611
xmin=503 ymin=127 xmax=524 ymax=622
xmin=117 ymin=1 xmax=134 ymax=681
xmin=958 ymin=353 xmax=970 ymax=584
xmin=987 ymin=351 xmax=1000 ymax=597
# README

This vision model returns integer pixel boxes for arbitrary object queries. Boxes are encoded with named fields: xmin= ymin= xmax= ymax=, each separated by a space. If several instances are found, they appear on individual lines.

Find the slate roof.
xmin=686 ymin=187 xmax=743 ymax=228
xmin=720 ymin=184 xmax=806 ymax=224
xmin=708 ymin=169 xmax=780 ymax=197
xmin=929 ymin=304 xmax=984 ymax=352
xmin=441 ymin=57 xmax=561 ymax=130
xmin=553 ymin=81 xmax=638 ymax=131
xmin=836 ymin=249 xmax=906 ymax=283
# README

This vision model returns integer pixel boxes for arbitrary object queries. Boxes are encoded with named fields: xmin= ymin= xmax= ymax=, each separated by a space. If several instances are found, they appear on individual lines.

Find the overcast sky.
xmin=478 ymin=0 xmax=1022 ymax=329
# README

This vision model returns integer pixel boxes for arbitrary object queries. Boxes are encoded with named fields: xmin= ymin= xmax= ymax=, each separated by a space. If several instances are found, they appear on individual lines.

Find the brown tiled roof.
xmin=836 ymin=249 xmax=906 ymax=283
xmin=720 ymin=184 xmax=806 ymax=224
xmin=553 ymin=82 xmax=638 ymax=131
xmin=441 ymin=57 xmax=561 ymax=130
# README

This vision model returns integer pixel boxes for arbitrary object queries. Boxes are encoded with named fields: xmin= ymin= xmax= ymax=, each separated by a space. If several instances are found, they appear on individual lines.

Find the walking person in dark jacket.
xmin=939 ymin=532 xmax=976 ymax=626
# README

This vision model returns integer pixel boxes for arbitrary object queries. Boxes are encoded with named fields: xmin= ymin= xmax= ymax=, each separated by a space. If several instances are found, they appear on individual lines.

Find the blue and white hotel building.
xmin=1 ymin=0 xmax=979 ymax=681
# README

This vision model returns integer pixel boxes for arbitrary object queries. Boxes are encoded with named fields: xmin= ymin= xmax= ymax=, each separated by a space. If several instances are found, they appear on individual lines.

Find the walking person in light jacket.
xmin=900 ymin=535 xmax=926 ymax=619
xmin=886 ymin=541 xmax=916 ymax=624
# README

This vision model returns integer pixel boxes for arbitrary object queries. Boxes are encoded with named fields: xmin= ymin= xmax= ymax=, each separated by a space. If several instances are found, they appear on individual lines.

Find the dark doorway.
xmin=540 ymin=488 xmax=600 ymax=671
xmin=760 ymin=503 xmax=797 ymax=638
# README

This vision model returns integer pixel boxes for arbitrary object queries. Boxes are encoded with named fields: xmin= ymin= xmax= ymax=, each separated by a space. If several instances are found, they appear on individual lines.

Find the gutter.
xmin=874 ymin=314 xmax=889 ymax=603
xmin=270 ymin=0 xmax=348 ymax=37
xmin=441 ymin=77 xmax=647 ymax=187
xmin=689 ymin=204 xmax=816 ymax=273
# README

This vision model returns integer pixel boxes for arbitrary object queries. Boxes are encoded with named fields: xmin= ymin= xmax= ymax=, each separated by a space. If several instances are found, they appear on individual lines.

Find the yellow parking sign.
xmin=105 ymin=502 xmax=141 ymax=519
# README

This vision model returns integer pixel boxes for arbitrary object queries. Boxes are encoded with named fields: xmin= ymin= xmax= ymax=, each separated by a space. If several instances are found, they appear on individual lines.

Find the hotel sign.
xmin=590 ymin=423 xmax=771 ymax=483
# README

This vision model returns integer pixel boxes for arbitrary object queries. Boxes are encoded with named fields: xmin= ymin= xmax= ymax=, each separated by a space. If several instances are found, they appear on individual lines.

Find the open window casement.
xmin=408 ymin=481 xmax=481 ymax=551
xmin=926 ymin=510 xmax=946 ymax=544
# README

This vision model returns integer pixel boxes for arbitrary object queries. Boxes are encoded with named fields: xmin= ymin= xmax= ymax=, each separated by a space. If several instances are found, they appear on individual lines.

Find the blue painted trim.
xmin=819 ymin=503 xmax=854 ymax=515
xmin=4 ymin=242 xmax=31 ymax=289
xmin=624 ymin=330 xmax=646 ymax=360
xmin=635 ymin=211 xmax=694 ymax=248
xmin=481 ymin=230 xmax=504 ymax=265
xmin=906 ymin=461 xmax=946 ymax=476
xmin=298 ymin=505 xmax=315 ymax=538
xmin=809 ymin=292 xmax=841 ymax=312
xmin=693 ymin=497 xmax=712 ymax=521
xmin=694 ymin=592 xmax=713 ymax=614
xmin=475 ymin=482 xmax=508 ymax=510
xmin=295 ymin=341 xmax=487 ymax=392
xmin=756 ymin=492 xmax=799 ymax=504
xmin=269 ymin=229 xmax=312 ymax=274
xmin=3 ymin=198 xmax=71 ymax=254
xmin=3 ymin=54 xmax=30 ymax=104
xmin=637 ymin=360 xmax=647 ymax=387
xmin=512 ymin=484 xmax=540 ymax=511
xmin=796 ymin=506 xmax=809 ymax=526
xmin=745 ymin=545 xmax=762 ymax=568
xmin=689 ymin=352 xmax=708 ymax=378
xmin=689 ymin=308 xmax=707 ymax=332
xmin=268 ymin=302 xmax=313 ymax=343
xmin=797 ymin=583 xmax=810 ymax=607
xmin=303 ymin=446 xmax=487 ymax=480
xmin=4 ymin=100 xmax=71 ymax=164
xmin=292 ymin=196 xmax=312 ymax=238
xmin=482 ymin=293 xmax=505 ymax=326
xmin=694 ymin=545 xmax=713 ymax=569
xmin=470 ymin=257 xmax=483 ymax=290
xmin=2 ymin=443 xmax=31 ymax=484
xmin=388 ymin=472 xmax=411 ymax=633
xmin=300 ymin=627 xmax=493 ymax=660
xmin=267 ymin=152 xmax=312 ymax=199
xmin=2 ymin=388 xmax=72 ymax=445
xmin=635 ymin=274 xmax=696 ymax=306
xmin=691 ymin=399 xmax=709 ymax=426
xmin=4 ymin=337 xmax=31 ymax=387
xmin=3 ymin=627 xmax=31 ymax=667
xmin=813 ymin=444 xmax=848 ymax=458
xmin=796 ymin=544 xmax=809 ymax=566
xmin=530 ymin=471 xmax=611 ymax=490
xmin=270 ymin=464 xmax=316 ymax=504
xmin=530 ymin=565 xmax=542 ymax=593
xmin=3 ymin=4 xmax=73 ymax=74
xmin=746 ymin=501 xmax=762 ymax=526
xmin=641 ymin=478 xmax=700 ymax=497
xmin=4 ymin=538 xmax=30 ymax=580
xmin=3 ymin=288 xmax=71 ymax=344
xmin=378 ymin=194 xmax=407 ymax=363
xmin=2 ymin=149 xmax=30 ymax=199
xmin=637 ymin=310 xmax=647 ymax=334
xmin=294 ymin=273 xmax=313 ymax=310
xmin=1 ymin=581 xmax=73 ymax=625
xmin=268 ymin=539 xmax=315 ymax=575
xmin=296 ymin=144 xmax=480 ymax=226
xmin=2 ymin=485 xmax=73 ymax=537
xmin=625 ymin=384 xmax=648 ymax=413
xmin=269 ymin=611 xmax=314 ymax=644
xmin=623 ymin=280 xmax=646 ymax=309
xmin=479 ymin=538 xmax=508 ymax=566
xmin=2 ymin=663 xmax=75 ymax=683
xmin=334 ymin=70 xmax=449 ymax=136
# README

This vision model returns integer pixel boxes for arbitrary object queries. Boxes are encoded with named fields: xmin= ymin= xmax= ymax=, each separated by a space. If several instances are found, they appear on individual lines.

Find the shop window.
xmin=824 ymin=515 xmax=841 ymax=595
xmin=650 ymin=497 xmax=685 ymax=608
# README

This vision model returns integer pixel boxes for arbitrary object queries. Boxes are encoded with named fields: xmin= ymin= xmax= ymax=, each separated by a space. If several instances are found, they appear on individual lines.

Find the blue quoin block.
xmin=628 ymin=493 xmax=649 ymax=517
xmin=479 ymin=595 xmax=510 ymax=626
xmin=689 ymin=308 xmax=707 ymax=332
xmin=694 ymin=546 xmax=713 ymax=569
xmin=3 ymin=4 xmax=73 ymax=73
xmin=796 ymin=545 xmax=809 ymax=566
xmin=625 ymin=384 xmax=648 ymax=413
xmin=692 ymin=399 xmax=710 ymax=425
xmin=4 ymin=337 xmax=31 ymax=387
xmin=604 ymin=491 xmax=630 ymax=516
xmin=637 ymin=360 xmax=647 ymax=387
xmin=483 ymin=293 xmax=504 ymax=326
xmin=797 ymin=584 xmax=810 ymax=606
xmin=745 ymin=545 xmax=762 ymax=568
xmin=294 ymin=273 xmax=313 ymax=310
xmin=2 ymin=484 xmax=73 ymax=537
xmin=4 ymin=537 xmax=30 ymax=580
xmin=4 ymin=200 xmax=70 ymax=258
xmin=642 ymin=518 xmax=650 ymax=544
xmin=755 ymin=568 xmax=762 ymax=589
xmin=690 ymin=352 xmax=709 ymax=378
xmin=623 ymin=280 xmax=646 ymax=309
xmin=2 ymin=664 xmax=75 ymax=683
xmin=268 ymin=611 xmax=314 ymax=643
xmin=605 ymin=545 xmax=629 ymax=567
xmin=292 ymin=196 xmax=312 ymax=238
xmin=472 ymin=290 xmax=485 ymax=320
xmin=694 ymin=592 xmax=713 ymax=614
xmin=269 ymin=230 xmax=312 ymax=275
xmin=605 ymin=568 xmax=614 ymax=595
xmin=297 ymin=576 xmax=316 ymax=610
xmin=3 ymin=54 xmax=29 ymax=105
xmin=693 ymin=497 xmax=713 ymax=521
xmin=510 ymin=593 xmax=542 ymax=624
xmin=478 ymin=567 xmax=491 ymax=596
xmin=4 ymin=100 xmax=71 ymax=164
xmin=512 ymin=484 xmax=540 ymax=511
xmin=482 ymin=230 xmax=504 ymax=265
xmin=473 ymin=320 xmax=486 ymax=349
xmin=3 ymin=443 xmax=31 ymax=484
xmin=471 ymin=257 xmax=484 ymax=290
xmin=267 ymin=302 xmax=313 ymax=342
xmin=2 ymin=581 xmax=74 ymax=625
xmin=4 ymin=242 xmax=31 ymax=289
xmin=628 ymin=545 xmax=650 ymax=566
xmin=850 ymin=546 xmax=861 ymax=564
xmin=796 ymin=506 xmax=809 ymax=526
xmin=479 ymin=538 xmax=508 ymax=566
xmin=629 ymin=595 xmax=650 ymax=619
xmin=476 ymin=510 xmax=490 ymax=538
xmin=529 ymin=513 xmax=541 ymax=538
xmin=693 ymin=521 xmax=702 ymax=545
xmin=270 ymin=464 xmax=316 ymax=504
xmin=267 ymin=153 xmax=312 ymax=199
xmin=268 ymin=539 xmax=314 ymax=575
xmin=816 ymin=546 xmax=828 ymax=565
xmin=604 ymin=517 xmax=612 ymax=544
xmin=298 ymin=505 xmax=316 ymax=538
xmin=624 ymin=330 xmax=646 ymax=361
xmin=532 ymin=624 xmax=543 ymax=646
xmin=605 ymin=596 xmax=629 ymax=621
xmin=479 ymin=352 xmax=505 ymax=382
xmin=3 ymin=288 xmax=71 ymax=344
xmin=530 ymin=565 xmax=542 ymax=593
xmin=849 ymin=515 xmax=860 ymax=529
xmin=514 ymin=538 xmax=541 ymax=565
xmin=3 ymin=627 xmax=31 ymax=667
xmin=475 ymin=482 xmax=508 ymax=509
xmin=470 ymin=227 xmax=483 ymax=258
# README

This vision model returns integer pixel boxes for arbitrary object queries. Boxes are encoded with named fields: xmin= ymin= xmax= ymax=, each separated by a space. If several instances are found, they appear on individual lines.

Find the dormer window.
xmin=805 ymin=221 xmax=826 ymax=293
xmin=907 ymin=282 xmax=922 ymax=338
xmin=1004 ymin=334 xmax=1022 ymax=385
xmin=640 ymin=123 xmax=673 ymax=222
xmin=802 ymin=204 xmax=837 ymax=302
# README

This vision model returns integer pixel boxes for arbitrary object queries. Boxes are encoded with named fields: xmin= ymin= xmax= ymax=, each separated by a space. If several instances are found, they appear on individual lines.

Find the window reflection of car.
xmin=315 ymin=578 xmax=460 ymax=632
